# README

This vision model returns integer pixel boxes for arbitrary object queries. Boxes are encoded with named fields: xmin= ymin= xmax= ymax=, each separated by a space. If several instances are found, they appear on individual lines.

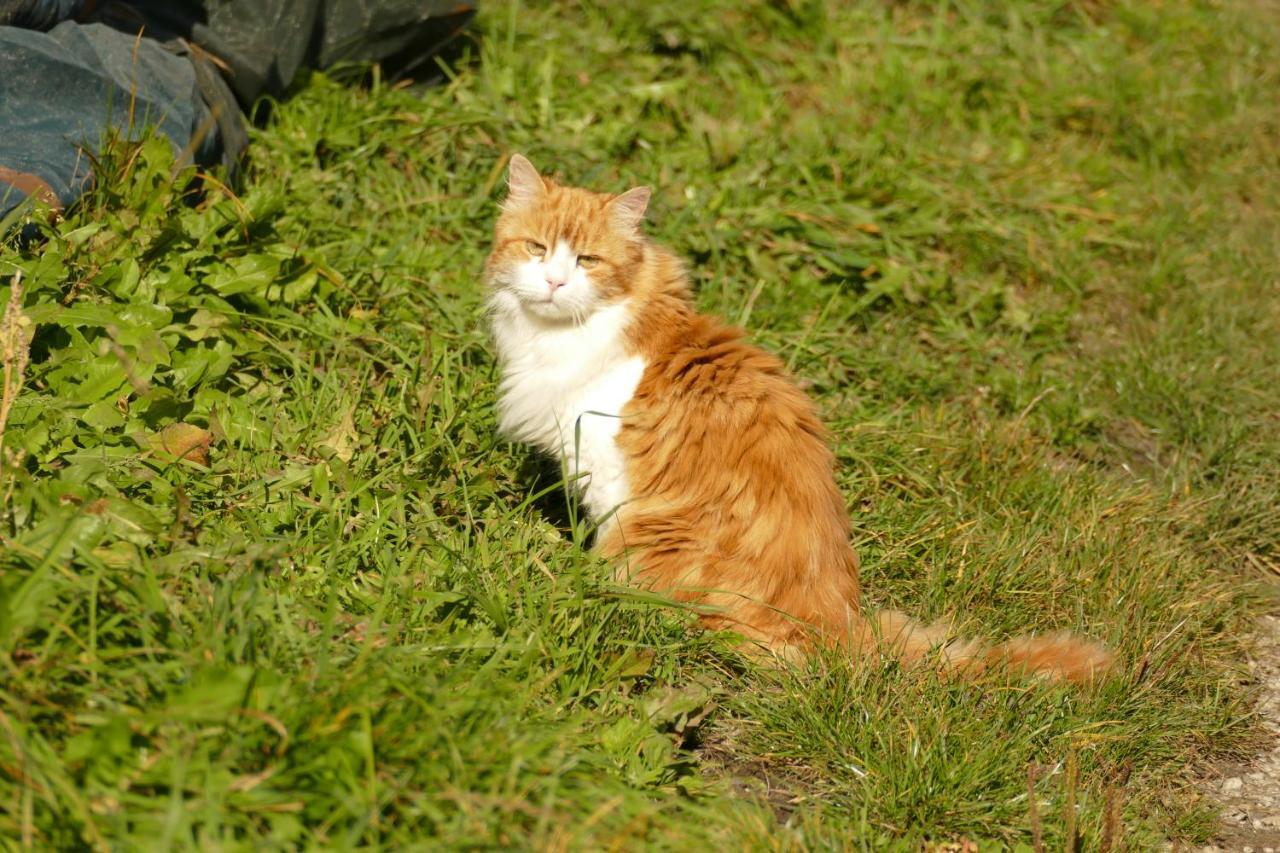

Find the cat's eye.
xmin=525 ymin=241 xmax=546 ymax=257
xmin=577 ymin=255 xmax=601 ymax=269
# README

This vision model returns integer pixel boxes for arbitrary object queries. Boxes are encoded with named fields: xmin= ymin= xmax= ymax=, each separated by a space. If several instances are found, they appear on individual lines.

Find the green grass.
xmin=3 ymin=0 xmax=1279 ymax=847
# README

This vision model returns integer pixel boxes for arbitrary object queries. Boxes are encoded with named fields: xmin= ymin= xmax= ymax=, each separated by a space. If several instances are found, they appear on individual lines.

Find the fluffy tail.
xmin=855 ymin=609 xmax=1113 ymax=684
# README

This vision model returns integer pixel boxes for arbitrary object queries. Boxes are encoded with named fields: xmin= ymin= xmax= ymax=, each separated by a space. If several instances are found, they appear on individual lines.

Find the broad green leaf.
xmin=208 ymin=254 xmax=280 ymax=296
xmin=82 ymin=398 xmax=126 ymax=430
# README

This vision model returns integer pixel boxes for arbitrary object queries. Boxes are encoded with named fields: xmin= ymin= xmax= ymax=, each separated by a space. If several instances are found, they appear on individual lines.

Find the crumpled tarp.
xmin=0 ymin=19 xmax=221 ymax=224
xmin=0 ymin=0 xmax=475 ymax=225
xmin=124 ymin=0 xmax=477 ymax=106
xmin=0 ymin=0 xmax=83 ymax=29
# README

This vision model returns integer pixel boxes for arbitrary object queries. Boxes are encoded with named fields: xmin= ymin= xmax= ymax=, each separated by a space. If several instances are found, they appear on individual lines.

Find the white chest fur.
xmin=490 ymin=296 xmax=644 ymax=524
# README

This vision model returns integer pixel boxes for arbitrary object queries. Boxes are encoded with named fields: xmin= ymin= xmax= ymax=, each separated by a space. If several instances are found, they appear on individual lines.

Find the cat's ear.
xmin=504 ymin=154 xmax=546 ymax=210
xmin=610 ymin=186 xmax=651 ymax=232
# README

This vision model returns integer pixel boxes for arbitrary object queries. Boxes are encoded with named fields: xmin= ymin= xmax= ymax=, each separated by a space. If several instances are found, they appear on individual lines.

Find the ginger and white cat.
xmin=485 ymin=154 xmax=1111 ymax=683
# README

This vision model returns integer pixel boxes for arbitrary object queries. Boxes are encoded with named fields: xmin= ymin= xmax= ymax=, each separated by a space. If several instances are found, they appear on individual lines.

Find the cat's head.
xmin=485 ymin=154 xmax=650 ymax=323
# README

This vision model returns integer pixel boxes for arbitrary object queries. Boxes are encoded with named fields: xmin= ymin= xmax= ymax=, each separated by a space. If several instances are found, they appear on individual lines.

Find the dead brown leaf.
xmin=149 ymin=423 xmax=213 ymax=466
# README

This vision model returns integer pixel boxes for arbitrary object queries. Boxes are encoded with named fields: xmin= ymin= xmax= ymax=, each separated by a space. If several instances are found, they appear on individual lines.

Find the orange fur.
xmin=486 ymin=156 xmax=1112 ymax=684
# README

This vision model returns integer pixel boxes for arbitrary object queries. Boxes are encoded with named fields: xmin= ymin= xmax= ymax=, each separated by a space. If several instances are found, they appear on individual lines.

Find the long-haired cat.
xmin=485 ymin=154 xmax=1111 ymax=683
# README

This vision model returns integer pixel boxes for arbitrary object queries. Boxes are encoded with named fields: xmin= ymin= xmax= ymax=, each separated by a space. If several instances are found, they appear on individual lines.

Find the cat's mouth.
xmin=528 ymin=290 xmax=569 ymax=308
xmin=523 ymin=294 xmax=567 ymax=315
xmin=521 ymin=295 xmax=590 ymax=325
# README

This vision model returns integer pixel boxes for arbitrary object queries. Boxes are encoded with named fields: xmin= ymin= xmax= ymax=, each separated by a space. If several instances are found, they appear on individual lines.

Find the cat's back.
xmin=614 ymin=302 xmax=855 ymax=616
xmin=632 ymin=311 xmax=823 ymax=437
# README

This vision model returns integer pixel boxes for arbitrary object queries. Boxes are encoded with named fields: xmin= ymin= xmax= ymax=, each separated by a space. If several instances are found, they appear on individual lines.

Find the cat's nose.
xmin=545 ymin=273 xmax=567 ymax=291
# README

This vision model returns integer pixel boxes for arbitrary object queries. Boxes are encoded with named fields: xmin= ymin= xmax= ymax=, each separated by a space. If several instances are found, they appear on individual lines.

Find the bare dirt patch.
xmin=1196 ymin=615 xmax=1280 ymax=853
